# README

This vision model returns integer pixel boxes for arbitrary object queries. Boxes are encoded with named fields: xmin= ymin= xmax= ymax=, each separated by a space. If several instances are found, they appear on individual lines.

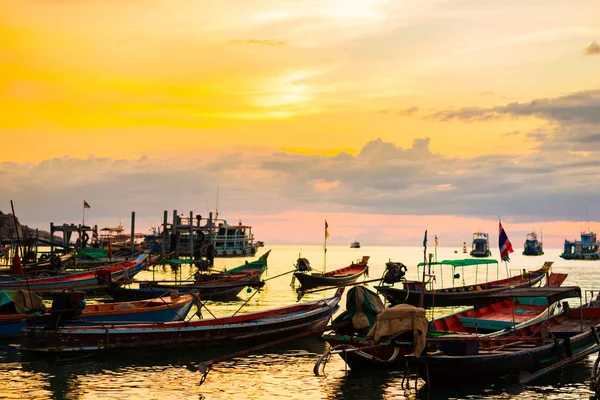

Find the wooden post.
xmin=35 ymin=228 xmax=39 ymax=260
xmin=189 ymin=211 xmax=194 ymax=257
xmin=208 ymin=212 xmax=213 ymax=243
xmin=50 ymin=222 xmax=54 ymax=254
xmin=172 ymin=209 xmax=178 ymax=257
xmin=130 ymin=211 xmax=136 ymax=253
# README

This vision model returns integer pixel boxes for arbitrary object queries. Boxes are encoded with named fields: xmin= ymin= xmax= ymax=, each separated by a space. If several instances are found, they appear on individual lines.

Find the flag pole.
xmin=419 ymin=230 xmax=428 ymax=308
xmin=82 ymin=202 xmax=85 ymax=226
xmin=323 ymin=225 xmax=327 ymax=274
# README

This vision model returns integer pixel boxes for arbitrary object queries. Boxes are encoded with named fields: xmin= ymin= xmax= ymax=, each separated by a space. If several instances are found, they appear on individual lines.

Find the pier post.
xmin=172 ymin=209 xmax=178 ymax=257
xmin=131 ymin=211 xmax=136 ymax=253
xmin=162 ymin=210 xmax=168 ymax=254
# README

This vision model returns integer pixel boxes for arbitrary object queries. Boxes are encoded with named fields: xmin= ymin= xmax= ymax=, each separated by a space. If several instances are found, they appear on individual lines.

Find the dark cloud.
xmin=583 ymin=40 xmax=600 ymax=56
xmin=5 ymin=136 xmax=600 ymax=236
xmin=430 ymin=90 xmax=600 ymax=125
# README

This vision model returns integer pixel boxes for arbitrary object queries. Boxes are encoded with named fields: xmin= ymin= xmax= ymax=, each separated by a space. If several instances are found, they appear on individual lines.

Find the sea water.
xmin=0 ymin=245 xmax=597 ymax=399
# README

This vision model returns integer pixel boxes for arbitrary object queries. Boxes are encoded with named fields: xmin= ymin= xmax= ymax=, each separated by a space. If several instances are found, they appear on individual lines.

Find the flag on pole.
xmin=499 ymin=221 xmax=514 ymax=262
xmin=423 ymin=230 xmax=428 ymax=248
xmin=83 ymin=200 xmax=91 ymax=209
xmin=435 ymin=235 xmax=439 ymax=247
xmin=324 ymin=220 xmax=330 ymax=240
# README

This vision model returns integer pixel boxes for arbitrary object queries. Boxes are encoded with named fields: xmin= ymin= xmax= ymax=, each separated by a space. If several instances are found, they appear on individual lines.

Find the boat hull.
xmin=0 ymin=294 xmax=196 ymax=338
xmin=21 ymin=293 xmax=342 ymax=353
xmin=375 ymin=270 xmax=546 ymax=308
xmin=294 ymin=260 xmax=369 ymax=290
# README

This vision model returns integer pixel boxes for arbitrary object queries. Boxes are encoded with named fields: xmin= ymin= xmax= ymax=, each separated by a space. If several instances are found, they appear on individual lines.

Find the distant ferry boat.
xmin=523 ymin=231 xmax=544 ymax=256
xmin=470 ymin=232 xmax=491 ymax=257
xmin=560 ymin=231 xmax=600 ymax=260
xmin=350 ymin=241 xmax=361 ymax=248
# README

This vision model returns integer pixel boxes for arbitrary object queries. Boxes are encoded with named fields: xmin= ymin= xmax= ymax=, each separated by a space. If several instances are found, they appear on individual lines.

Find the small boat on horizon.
xmin=350 ymin=241 xmax=360 ymax=248
xmin=523 ymin=231 xmax=544 ymax=256
xmin=470 ymin=232 xmax=491 ymax=257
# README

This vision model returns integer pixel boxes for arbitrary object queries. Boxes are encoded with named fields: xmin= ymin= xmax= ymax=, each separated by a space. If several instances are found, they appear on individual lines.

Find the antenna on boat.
xmin=215 ymin=186 xmax=220 ymax=220
xmin=586 ymin=206 xmax=590 ymax=233
xmin=323 ymin=220 xmax=329 ymax=273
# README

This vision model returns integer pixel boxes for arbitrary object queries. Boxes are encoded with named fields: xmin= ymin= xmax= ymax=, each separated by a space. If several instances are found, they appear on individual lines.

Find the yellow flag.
xmin=435 ymin=235 xmax=439 ymax=247
xmin=325 ymin=220 xmax=330 ymax=240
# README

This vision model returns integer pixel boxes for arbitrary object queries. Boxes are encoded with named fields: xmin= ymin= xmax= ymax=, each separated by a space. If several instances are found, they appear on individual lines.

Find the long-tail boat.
xmin=321 ymin=286 xmax=599 ymax=386
xmin=375 ymin=259 xmax=551 ymax=308
xmin=21 ymin=288 xmax=343 ymax=353
xmin=429 ymin=271 xmax=568 ymax=334
xmin=293 ymin=256 xmax=369 ymax=290
xmin=0 ymin=254 xmax=151 ymax=293
xmin=0 ymin=290 xmax=196 ymax=337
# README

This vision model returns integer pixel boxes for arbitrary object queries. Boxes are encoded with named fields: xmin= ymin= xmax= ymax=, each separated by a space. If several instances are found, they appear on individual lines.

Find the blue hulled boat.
xmin=523 ymin=231 xmax=544 ymax=256
xmin=470 ymin=232 xmax=491 ymax=257
xmin=560 ymin=231 xmax=600 ymax=260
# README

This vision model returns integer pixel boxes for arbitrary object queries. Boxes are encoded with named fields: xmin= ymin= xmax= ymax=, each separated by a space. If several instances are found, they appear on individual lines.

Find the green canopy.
xmin=417 ymin=258 xmax=498 ymax=268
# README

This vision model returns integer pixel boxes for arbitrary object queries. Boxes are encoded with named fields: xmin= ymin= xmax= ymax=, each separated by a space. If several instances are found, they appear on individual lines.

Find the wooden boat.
xmin=21 ymin=289 xmax=343 ymax=353
xmin=429 ymin=271 xmax=567 ymax=334
xmin=0 ymin=254 xmax=151 ymax=293
xmin=0 ymin=253 xmax=75 ymax=277
xmin=137 ymin=270 xmax=264 ymax=301
xmin=560 ymin=231 xmax=600 ymax=260
xmin=321 ymin=287 xmax=599 ymax=386
xmin=470 ymin=232 xmax=491 ymax=257
xmin=523 ymin=231 xmax=544 ymax=256
xmin=0 ymin=290 xmax=196 ymax=337
xmin=293 ymin=256 xmax=369 ymax=291
xmin=375 ymin=260 xmax=551 ymax=308
xmin=220 ymin=249 xmax=270 ymax=278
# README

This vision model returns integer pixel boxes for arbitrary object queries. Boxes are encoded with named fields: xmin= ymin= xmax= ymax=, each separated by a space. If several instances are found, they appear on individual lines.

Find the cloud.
xmin=583 ymin=40 xmax=600 ymax=55
xmin=229 ymin=39 xmax=287 ymax=46
xmin=430 ymin=90 xmax=600 ymax=124
xmin=7 ymin=133 xmax=600 ymax=245
xmin=379 ymin=106 xmax=419 ymax=116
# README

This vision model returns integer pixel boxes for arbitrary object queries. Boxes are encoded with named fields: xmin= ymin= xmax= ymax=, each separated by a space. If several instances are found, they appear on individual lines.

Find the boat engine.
xmin=382 ymin=262 xmax=407 ymax=284
xmin=50 ymin=290 xmax=85 ymax=325
xmin=295 ymin=258 xmax=312 ymax=272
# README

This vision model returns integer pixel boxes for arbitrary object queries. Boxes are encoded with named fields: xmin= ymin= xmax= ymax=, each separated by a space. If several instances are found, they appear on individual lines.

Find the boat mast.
xmin=419 ymin=230 xmax=427 ymax=308
xmin=323 ymin=220 xmax=329 ymax=273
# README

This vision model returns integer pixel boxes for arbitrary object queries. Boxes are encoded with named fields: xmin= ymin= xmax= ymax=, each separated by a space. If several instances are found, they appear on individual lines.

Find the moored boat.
xmin=21 ymin=289 xmax=343 ymax=353
xmin=560 ymin=231 xmax=600 ymax=260
xmin=321 ymin=286 xmax=599 ymax=387
xmin=470 ymin=232 xmax=491 ymax=257
xmin=523 ymin=231 xmax=544 ymax=256
xmin=0 ymin=290 xmax=196 ymax=337
xmin=375 ymin=259 xmax=552 ymax=308
xmin=350 ymin=241 xmax=360 ymax=249
xmin=293 ymin=256 xmax=369 ymax=290
xmin=0 ymin=254 xmax=151 ymax=293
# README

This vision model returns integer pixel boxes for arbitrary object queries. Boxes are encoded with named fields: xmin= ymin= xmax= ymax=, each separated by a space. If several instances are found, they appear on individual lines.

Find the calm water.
xmin=1 ymin=245 xmax=599 ymax=399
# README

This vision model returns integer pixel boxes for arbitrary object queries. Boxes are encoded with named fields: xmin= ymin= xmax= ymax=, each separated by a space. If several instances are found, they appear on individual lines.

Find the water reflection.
xmin=2 ymin=245 xmax=600 ymax=399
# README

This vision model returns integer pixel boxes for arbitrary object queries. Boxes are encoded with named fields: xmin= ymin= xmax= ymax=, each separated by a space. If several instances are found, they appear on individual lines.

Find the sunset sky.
xmin=2 ymin=0 xmax=600 ymax=247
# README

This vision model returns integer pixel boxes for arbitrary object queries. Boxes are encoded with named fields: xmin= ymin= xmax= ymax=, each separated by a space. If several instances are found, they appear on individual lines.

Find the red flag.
xmin=12 ymin=247 xmax=23 ymax=275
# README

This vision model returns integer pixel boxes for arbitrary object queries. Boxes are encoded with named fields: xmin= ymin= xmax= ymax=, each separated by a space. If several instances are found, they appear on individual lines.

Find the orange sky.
xmin=2 ymin=0 xmax=600 ymax=246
